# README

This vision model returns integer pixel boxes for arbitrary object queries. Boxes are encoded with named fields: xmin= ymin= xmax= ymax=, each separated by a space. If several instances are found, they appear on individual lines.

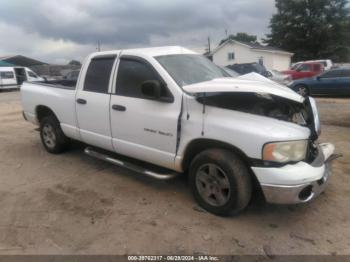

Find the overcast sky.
xmin=0 ymin=0 xmax=276 ymax=64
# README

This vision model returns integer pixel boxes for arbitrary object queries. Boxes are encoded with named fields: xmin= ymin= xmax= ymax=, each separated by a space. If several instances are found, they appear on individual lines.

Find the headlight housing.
xmin=263 ymin=140 xmax=308 ymax=163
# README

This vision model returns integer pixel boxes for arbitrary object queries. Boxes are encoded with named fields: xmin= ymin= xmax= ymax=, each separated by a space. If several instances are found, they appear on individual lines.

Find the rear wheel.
xmin=40 ymin=115 xmax=70 ymax=154
xmin=189 ymin=149 xmax=252 ymax=216
xmin=296 ymin=85 xmax=309 ymax=96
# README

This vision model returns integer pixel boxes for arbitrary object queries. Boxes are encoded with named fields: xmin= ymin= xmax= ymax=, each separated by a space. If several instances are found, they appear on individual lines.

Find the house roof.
xmin=210 ymin=39 xmax=294 ymax=56
xmin=0 ymin=55 xmax=47 ymax=67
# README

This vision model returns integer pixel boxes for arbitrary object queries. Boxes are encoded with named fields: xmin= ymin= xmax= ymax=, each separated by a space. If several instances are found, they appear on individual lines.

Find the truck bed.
xmin=21 ymin=80 xmax=79 ymax=140
xmin=34 ymin=79 xmax=77 ymax=90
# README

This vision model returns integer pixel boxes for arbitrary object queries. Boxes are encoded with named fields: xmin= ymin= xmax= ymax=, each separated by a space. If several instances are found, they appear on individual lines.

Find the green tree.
xmin=265 ymin=0 xmax=350 ymax=62
xmin=219 ymin=32 xmax=257 ymax=45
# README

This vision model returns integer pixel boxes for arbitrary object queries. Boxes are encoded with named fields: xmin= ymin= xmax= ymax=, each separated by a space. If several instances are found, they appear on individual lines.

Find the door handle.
xmin=76 ymin=98 xmax=87 ymax=104
xmin=112 ymin=104 xmax=126 ymax=111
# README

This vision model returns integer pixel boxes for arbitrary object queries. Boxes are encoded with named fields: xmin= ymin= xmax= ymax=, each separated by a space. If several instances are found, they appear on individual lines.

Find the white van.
xmin=0 ymin=67 xmax=44 ymax=90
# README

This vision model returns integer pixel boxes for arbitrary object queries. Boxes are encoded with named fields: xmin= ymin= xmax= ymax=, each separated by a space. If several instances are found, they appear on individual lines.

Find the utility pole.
xmin=225 ymin=29 xmax=228 ymax=37
xmin=207 ymin=36 xmax=211 ymax=53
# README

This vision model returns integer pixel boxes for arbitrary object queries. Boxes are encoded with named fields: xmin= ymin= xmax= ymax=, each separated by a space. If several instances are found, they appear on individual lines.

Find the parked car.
xmin=282 ymin=62 xmax=324 ymax=80
xmin=292 ymin=60 xmax=333 ymax=71
xmin=21 ymin=46 xmax=336 ymax=216
xmin=289 ymin=67 xmax=350 ymax=96
xmin=220 ymin=66 xmax=240 ymax=77
xmin=267 ymin=70 xmax=292 ymax=85
xmin=63 ymin=70 xmax=80 ymax=81
xmin=224 ymin=65 xmax=291 ymax=86
xmin=227 ymin=62 xmax=269 ymax=77
xmin=0 ymin=66 xmax=44 ymax=90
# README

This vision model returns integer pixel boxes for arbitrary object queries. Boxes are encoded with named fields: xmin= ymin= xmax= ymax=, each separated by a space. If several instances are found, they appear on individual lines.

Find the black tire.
xmin=40 ymin=115 xmax=70 ymax=154
xmin=295 ymin=84 xmax=309 ymax=97
xmin=189 ymin=149 xmax=252 ymax=216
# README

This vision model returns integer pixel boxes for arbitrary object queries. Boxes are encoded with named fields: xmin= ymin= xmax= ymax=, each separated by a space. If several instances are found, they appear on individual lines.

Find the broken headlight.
xmin=263 ymin=140 xmax=308 ymax=163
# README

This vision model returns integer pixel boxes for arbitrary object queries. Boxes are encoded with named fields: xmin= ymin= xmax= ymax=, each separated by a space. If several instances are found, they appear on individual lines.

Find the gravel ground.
xmin=0 ymin=90 xmax=349 ymax=255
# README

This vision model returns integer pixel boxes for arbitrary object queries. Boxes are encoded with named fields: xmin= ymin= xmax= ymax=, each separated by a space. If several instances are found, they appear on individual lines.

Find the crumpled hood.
xmin=182 ymin=72 xmax=304 ymax=103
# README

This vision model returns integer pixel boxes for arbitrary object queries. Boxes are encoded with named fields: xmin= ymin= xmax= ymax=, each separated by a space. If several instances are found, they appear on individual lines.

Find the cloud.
xmin=0 ymin=0 xmax=275 ymax=63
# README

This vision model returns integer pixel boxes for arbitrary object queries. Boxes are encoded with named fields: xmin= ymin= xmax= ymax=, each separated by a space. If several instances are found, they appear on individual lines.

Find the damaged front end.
xmin=196 ymin=92 xmax=321 ymax=164
xmin=182 ymin=75 xmax=325 ymax=165
xmin=183 ymin=75 xmax=339 ymax=204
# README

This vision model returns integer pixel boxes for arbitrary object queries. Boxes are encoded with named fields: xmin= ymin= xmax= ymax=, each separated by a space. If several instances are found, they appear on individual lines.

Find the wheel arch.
xmin=35 ymin=105 xmax=59 ymax=123
xmin=182 ymin=138 xmax=252 ymax=172
xmin=182 ymin=138 xmax=264 ymax=199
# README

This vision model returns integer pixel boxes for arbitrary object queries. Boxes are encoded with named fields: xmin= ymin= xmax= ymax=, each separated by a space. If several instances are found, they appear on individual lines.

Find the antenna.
xmin=97 ymin=40 xmax=101 ymax=52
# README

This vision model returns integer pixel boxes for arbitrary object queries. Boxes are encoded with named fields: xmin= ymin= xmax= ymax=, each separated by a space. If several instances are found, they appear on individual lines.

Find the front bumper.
xmin=252 ymin=143 xmax=338 ymax=204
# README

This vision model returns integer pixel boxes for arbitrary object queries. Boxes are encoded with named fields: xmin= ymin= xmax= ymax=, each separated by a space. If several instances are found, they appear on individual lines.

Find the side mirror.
xmin=141 ymin=80 xmax=173 ymax=103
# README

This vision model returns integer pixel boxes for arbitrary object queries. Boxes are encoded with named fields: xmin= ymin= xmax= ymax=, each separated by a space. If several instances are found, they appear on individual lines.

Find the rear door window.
xmin=340 ymin=69 xmax=350 ymax=77
xmin=322 ymin=70 xmax=342 ymax=78
xmin=83 ymin=56 xmax=116 ymax=93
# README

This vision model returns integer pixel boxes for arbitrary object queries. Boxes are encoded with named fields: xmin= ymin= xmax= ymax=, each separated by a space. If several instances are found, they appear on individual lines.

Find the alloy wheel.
xmin=195 ymin=163 xmax=231 ymax=206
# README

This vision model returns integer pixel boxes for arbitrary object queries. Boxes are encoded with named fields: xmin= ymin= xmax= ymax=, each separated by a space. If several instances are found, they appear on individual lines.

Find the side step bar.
xmin=84 ymin=147 xmax=179 ymax=180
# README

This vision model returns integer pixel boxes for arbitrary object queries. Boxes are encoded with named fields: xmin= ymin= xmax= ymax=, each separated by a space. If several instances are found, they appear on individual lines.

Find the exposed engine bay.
xmin=197 ymin=92 xmax=310 ymax=126
xmin=197 ymin=92 xmax=321 ymax=163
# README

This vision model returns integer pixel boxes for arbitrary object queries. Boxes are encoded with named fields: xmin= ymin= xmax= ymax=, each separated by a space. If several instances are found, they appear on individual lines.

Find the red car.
xmin=282 ymin=62 xmax=324 ymax=80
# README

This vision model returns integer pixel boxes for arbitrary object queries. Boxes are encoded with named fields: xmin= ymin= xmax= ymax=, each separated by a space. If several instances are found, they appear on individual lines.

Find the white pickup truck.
xmin=21 ymin=46 xmax=338 ymax=216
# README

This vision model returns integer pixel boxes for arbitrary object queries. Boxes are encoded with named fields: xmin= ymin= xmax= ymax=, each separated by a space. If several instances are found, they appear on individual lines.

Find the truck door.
xmin=14 ymin=68 xmax=27 ymax=85
xmin=110 ymin=56 xmax=180 ymax=169
xmin=75 ymin=55 xmax=117 ymax=151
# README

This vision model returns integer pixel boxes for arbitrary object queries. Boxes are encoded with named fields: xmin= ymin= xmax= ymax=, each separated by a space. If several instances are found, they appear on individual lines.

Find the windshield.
xmin=291 ymin=63 xmax=301 ymax=70
xmin=156 ymin=54 xmax=229 ymax=87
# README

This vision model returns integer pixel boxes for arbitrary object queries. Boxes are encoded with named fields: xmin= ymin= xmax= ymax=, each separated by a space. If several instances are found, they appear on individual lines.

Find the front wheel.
xmin=40 ymin=115 xmax=70 ymax=154
xmin=189 ymin=149 xmax=252 ymax=216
